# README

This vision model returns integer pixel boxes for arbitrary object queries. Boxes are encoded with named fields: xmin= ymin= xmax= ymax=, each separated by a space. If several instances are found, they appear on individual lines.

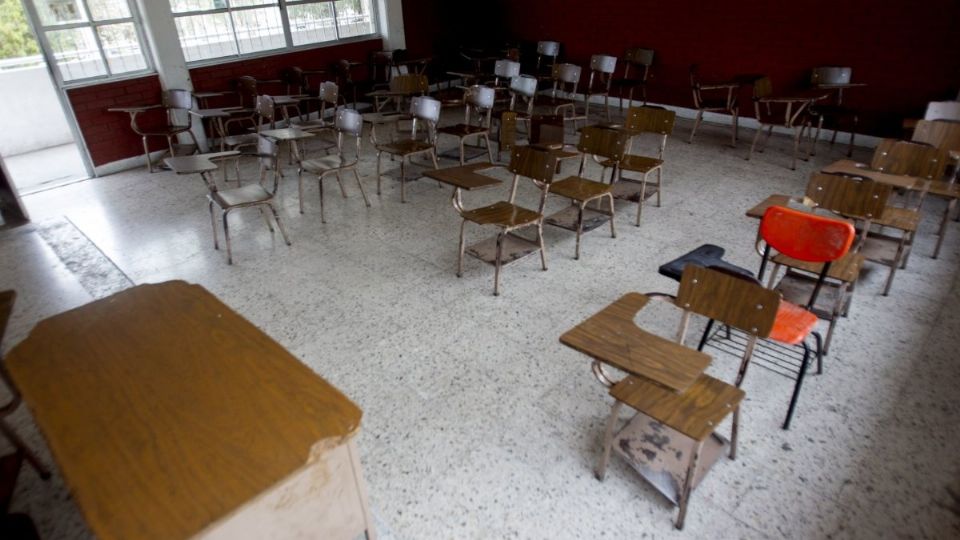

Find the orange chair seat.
xmin=768 ymin=300 xmax=818 ymax=345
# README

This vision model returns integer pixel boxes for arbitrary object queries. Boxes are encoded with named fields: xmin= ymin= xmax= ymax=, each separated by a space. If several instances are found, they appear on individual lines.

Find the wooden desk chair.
xmin=235 ymin=76 xmax=300 ymax=124
xmin=292 ymin=81 xmax=339 ymax=131
xmin=205 ymin=137 xmax=292 ymax=264
xmin=368 ymin=50 xmax=395 ymax=92
xmin=282 ymin=66 xmax=324 ymax=121
xmin=544 ymin=126 xmax=628 ymax=259
xmin=373 ymin=73 xmax=428 ymax=112
xmin=765 ymin=173 xmax=888 ymax=355
xmin=540 ymin=64 xmax=585 ymax=131
xmin=610 ymin=47 xmax=654 ymax=112
xmin=457 ymin=145 xmax=557 ymax=295
xmin=534 ymin=41 xmax=560 ymax=83
xmin=593 ymin=266 xmax=770 ymax=529
xmin=911 ymin=119 xmax=960 ymax=256
xmin=688 ymin=64 xmax=740 ymax=146
xmin=753 ymin=206 xmax=855 ymax=428
xmin=746 ymin=76 xmax=815 ymax=170
xmin=493 ymin=75 xmax=538 ymax=160
xmin=375 ymin=96 xmax=441 ymax=202
xmin=529 ymin=114 xmax=580 ymax=166
xmin=602 ymin=106 xmax=677 ymax=226
xmin=114 ymin=89 xmax=201 ymax=173
xmin=490 ymin=59 xmax=521 ymax=89
xmin=863 ymin=139 xmax=949 ymax=293
xmin=438 ymin=86 xmax=496 ymax=165
xmin=297 ymin=109 xmax=371 ymax=220
xmin=331 ymin=59 xmax=361 ymax=108
xmin=806 ymin=66 xmax=860 ymax=158
xmin=584 ymin=55 xmax=617 ymax=122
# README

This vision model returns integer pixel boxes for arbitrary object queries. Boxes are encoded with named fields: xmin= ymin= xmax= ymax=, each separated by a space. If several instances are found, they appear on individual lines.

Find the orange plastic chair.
xmin=753 ymin=205 xmax=855 ymax=427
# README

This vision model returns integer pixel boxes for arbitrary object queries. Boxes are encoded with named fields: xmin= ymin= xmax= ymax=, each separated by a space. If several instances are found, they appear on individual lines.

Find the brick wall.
xmin=71 ymin=38 xmax=382 ymax=168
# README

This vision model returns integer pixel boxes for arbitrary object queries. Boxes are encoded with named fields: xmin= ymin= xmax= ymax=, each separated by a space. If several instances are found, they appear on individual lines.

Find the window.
xmin=26 ymin=0 xmax=150 ymax=82
xmin=172 ymin=0 xmax=377 ymax=64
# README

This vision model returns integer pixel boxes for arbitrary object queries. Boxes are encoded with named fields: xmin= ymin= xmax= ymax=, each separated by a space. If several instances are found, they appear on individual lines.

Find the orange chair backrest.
xmin=760 ymin=206 xmax=855 ymax=263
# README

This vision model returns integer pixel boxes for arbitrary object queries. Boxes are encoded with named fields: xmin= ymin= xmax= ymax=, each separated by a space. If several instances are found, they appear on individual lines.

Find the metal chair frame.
xmin=297 ymin=109 xmax=371 ymax=221
xmin=438 ymin=86 xmax=496 ymax=165
xmin=688 ymin=64 xmax=740 ymax=146
xmin=375 ymin=96 xmax=442 ymax=203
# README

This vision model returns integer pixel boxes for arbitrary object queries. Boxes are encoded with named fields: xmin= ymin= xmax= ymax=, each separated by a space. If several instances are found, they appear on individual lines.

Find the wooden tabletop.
xmin=745 ymin=194 xmax=794 ymax=219
xmin=165 ymin=151 xmax=240 ymax=174
xmin=822 ymin=159 xmax=927 ymax=190
xmin=423 ymin=163 xmax=502 ymax=190
xmin=5 ymin=281 xmax=362 ymax=540
xmin=560 ymin=293 xmax=711 ymax=393
xmin=0 ymin=290 xmax=13 ymax=347
xmin=260 ymin=127 xmax=315 ymax=141
xmin=107 ymin=104 xmax=162 ymax=113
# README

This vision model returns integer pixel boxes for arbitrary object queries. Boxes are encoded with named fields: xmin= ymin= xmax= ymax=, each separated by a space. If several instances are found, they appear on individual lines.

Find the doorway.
xmin=0 ymin=0 xmax=90 ymax=195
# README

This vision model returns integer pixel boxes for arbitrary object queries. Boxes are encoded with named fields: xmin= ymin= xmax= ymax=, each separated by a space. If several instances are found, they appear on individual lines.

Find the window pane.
xmin=288 ymin=2 xmax=337 ymax=46
xmin=33 ymin=0 xmax=88 ymax=26
xmin=86 ymin=0 xmax=131 ymax=21
xmin=170 ymin=0 xmax=227 ymax=13
xmin=231 ymin=7 xmax=285 ymax=55
xmin=334 ymin=0 xmax=374 ymax=39
xmin=46 ymin=27 xmax=106 ymax=81
xmin=230 ymin=0 xmax=277 ymax=7
xmin=97 ymin=23 xmax=146 ymax=73
xmin=175 ymin=12 xmax=239 ymax=62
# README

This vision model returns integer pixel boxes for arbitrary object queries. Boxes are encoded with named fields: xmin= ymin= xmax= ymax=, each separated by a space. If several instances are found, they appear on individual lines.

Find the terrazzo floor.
xmin=1 ymin=110 xmax=958 ymax=539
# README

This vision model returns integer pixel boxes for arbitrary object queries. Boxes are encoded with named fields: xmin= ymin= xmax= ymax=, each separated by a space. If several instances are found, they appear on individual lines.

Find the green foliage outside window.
xmin=0 ymin=0 xmax=40 ymax=60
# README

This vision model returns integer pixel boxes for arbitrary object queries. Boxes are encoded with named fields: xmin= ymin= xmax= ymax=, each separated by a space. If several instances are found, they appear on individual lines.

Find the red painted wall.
xmin=70 ymin=38 xmax=382 ymax=168
xmin=402 ymin=0 xmax=959 ymax=136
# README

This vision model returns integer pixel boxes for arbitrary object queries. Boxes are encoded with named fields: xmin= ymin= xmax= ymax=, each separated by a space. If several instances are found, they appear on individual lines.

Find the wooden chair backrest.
xmin=805 ymin=172 xmax=891 ymax=220
xmin=389 ymin=73 xmax=428 ymax=95
xmin=625 ymin=105 xmax=676 ymax=135
xmin=508 ymin=145 xmax=559 ymax=183
xmin=676 ymin=265 xmax=779 ymax=338
xmin=912 ymin=119 xmax=960 ymax=153
xmin=752 ymin=76 xmax=773 ymax=99
xmin=624 ymin=47 xmax=654 ymax=67
xmin=577 ymin=125 xmax=630 ymax=161
xmin=871 ymin=139 xmax=949 ymax=180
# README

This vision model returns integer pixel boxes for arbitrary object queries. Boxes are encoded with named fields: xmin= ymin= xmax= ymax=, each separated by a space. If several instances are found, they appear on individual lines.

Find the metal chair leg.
xmin=259 ymin=207 xmax=274 ymax=232
xmin=375 ymin=151 xmax=383 ymax=195
xmin=493 ymin=231 xmax=504 ymax=296
xmin=607 ymin=194 xmax=617 ymax=238
xmin=335 ymin=171 xmax=347 ymax=197
xmin=268 ymin=203 xmax=292 ymax=246
xmin=538 ymin=222 xmax=548 ymax=271
xmin=730 ymin=405 xmax=740 ymax=460
xmin=675 ymin=441 xmax=704 ymax=530
xmin=656 ymin=168 xmax=662 ymax=207
xmin=297 ymin=169 xmax=306 ymax=214
xmin=0 ymin=421 xmax=51 ymax=479
xmin=400 ymin=158 xmax=406 ymax=203
xmin=318 ymin=176 xmax=326 ymax=223
xmin=595 ymin=400 xmax=623 ymax=481
xmin=574 ymin=203 xmax=584 ymax=260
xmin=353 ymin=168 xmax=371 ymax=207
xmin=222 ymin=210 xmax=233 ymax=265
xmin=689 ymin=110 xmax=703 ymax=143
xmin=747 ymin=126 xmax=763 ymax=161
xmin=731 ymin=108 xmax=739 ymax=146
xmin=208 ymin=200 xmax=219 ymax=249
xmin=457 ymin=220 xmax=467 ymax=277
xmin=782 ymin=340 xmax=812 ymax=430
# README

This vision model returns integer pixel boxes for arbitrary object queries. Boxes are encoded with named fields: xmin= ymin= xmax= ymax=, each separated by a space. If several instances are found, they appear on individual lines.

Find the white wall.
xmin=0 ymin=66 xmax=73 ymax=156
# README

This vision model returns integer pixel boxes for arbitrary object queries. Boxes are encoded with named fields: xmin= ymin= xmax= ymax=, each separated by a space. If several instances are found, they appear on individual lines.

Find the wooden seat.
xmin=806 ymin=67 xmax=862 ymax=158
xmin=211 ymin=183 xmax=272 ymax=208
xmin=610 ymin=374 xmax=744 ymax=443
xmin=603 ymin=106 xmax=676 ymax=226
xmin=462 ymin=201 xmax=540 ymax=227
xmin=549 ymin=176 xmax=612 ymax=201
xmin=545 ymin=64 xmax=586 ymax=130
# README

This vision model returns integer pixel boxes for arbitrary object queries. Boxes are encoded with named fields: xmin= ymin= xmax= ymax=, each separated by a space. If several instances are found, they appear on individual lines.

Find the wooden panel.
xmin=5 ymin=281 xmax=362 ymax=540
xmin=745 ymin=194 xmax=793 ymax=218
xmin=610 ymin=374 xmax=744 ymax=442
xmin=0 ymin=290 xmax=13 ymax=347
xmin=912 ymin=119 xmax=960 ymax=153
xmin=389 ymin=74 xmax=428 ymax=94
xmin=870 ymin=139 xmax=949 ymax=180
xmin=530 ymin=114 xmax=565 ymax=145
xmin=559 ymin=293 xmax=711 ymax=393
xmin=508 ymin=145 xmax=559 ymax=183
xmin=676 ymin=265 xmax=779 ymax=337
xmin=821 ymin=160 xmax=924 ymax=190
xmin=498 ymin=111 xmax=517 ymax=154
xmin=805 ymin=172 xmax=891 ymax=220
xmin=577 ymin=125 xmax=630 ymax=160
xmin=423 ymin=163 xmax=501 ymax=190
xmin=624 ymin=106 xmax=676 ymax=134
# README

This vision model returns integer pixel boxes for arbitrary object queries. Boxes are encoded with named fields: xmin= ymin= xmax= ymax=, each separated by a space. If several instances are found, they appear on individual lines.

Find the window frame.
xmin=171 ymin=0 xmax=381 ymax=68
xmin=22 ymin=0 xmax=155 ymax=87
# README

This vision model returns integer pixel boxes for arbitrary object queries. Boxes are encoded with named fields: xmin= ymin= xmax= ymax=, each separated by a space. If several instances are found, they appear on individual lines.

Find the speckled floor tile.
xmin=1 ymin=110 xmax=958 ymax=539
